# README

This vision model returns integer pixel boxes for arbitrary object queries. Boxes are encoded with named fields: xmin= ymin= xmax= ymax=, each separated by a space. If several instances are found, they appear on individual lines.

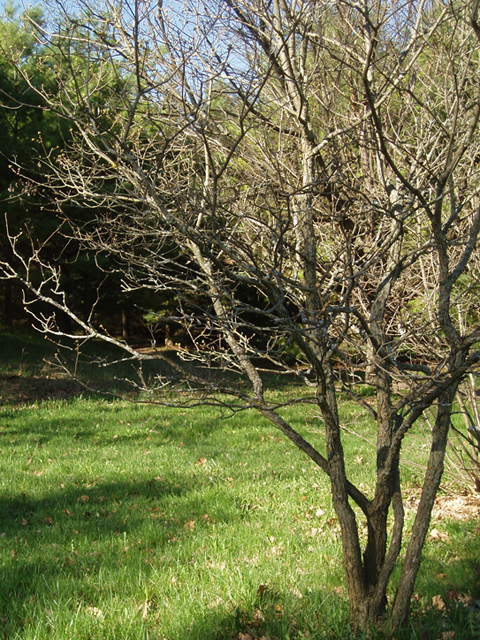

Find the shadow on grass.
xmin=0 ymin=473 xmax=245 ymax=635
xmin=395 ymin=521 xmax=480 ymax=640
xmin=3 ymin=469 xmax=479 ymax=640
xmin=0 ymin=406 xmax=309 ymax=637
xmin=0 ymin=329 xmax=180 ymax=404
xmin=0 ymin=329 xmax=305 ymax=410
xmin=173 ymin=586 xmax=350 ymax=640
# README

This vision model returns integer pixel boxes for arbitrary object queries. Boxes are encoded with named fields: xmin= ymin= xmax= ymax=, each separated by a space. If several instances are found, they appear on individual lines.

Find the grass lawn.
xmin=0 ymin=331 xmax=479 ymax=639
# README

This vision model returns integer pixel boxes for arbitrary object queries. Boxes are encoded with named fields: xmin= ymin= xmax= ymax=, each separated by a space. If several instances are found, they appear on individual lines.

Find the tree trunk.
xmin=390 ymin=385 xmax=457 ymax=630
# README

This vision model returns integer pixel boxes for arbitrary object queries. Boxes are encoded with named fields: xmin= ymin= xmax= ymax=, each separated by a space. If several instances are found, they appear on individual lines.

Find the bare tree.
xmin=2 ymin=0 xmax=480 ymax=632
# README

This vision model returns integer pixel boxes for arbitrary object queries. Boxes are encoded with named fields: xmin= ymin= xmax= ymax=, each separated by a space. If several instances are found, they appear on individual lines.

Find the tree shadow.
xmin=0 ymin=329 xmax=306 ymax=411
xmin=0 ymin=471 xmax=248 ymax=637
xmin=388 ymin=520 xmax=480 ymax=640
xmin=0 ymin=395 xmax=245 ymax=637
xmin=160 ymin=584 xmax=350 ymax=640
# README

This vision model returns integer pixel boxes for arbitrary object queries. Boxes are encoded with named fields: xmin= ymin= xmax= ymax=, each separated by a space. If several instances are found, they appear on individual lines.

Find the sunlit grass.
xmin=0 ymin=398 xmax=345 ymax=639
xmin=0 ymin=331 xmax=479 ymax=638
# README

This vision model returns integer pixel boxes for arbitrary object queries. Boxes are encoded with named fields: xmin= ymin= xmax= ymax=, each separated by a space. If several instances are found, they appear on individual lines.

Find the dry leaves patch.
xmin=404 ymin=488 xmax=480 ymax=523
xmin=432 ymin=492 xmax=480 ymax=522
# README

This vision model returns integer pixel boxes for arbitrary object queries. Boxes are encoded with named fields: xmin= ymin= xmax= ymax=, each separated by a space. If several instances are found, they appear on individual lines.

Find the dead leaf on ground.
xmin=434 ymin=493 xmax=480 ymax=521
xmin=184 ymin=519 xmax=195 ymax=531
xmin=428 ymin=528 xmax=451 ymax=542
xmin=326 ymin=516 xmax=338 ymax=528
xmin=405 ymin=489 xmax=480 ymax=522
xmin=256 ymin=584 xmax=269 ymax=601
xmin=432 ymin=595 xmax=446 ymax=611
xmin=137 ymin=599 xmax=151 ymax=620
xmin=206 ymin=596 xmax=223 ymax=609
xmin=446 ymin=590 xmax=474 ymax=607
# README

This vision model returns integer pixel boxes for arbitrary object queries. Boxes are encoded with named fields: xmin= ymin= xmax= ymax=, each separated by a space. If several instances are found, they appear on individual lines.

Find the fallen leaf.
xmin=432 ymin=595 xmax=446 ymax=611
xmin=137 ymin=599 xmax=151 ymax=620
xmin=195 ymin=457 xmax=207 ymax=466
xmin=447 ymin=591 xmax=472 ymax=606
xmin=77 ymin=495 xmax=89 ymax=503
xmin=253 ymin=609 xmax=265 ymax=623
xmin=184 ymin=520 xmax=195 ymax=531
xmin=256 ymin=584 xmax=269 ymax=600
xmin=206 ymin=596 xmax=223 ymax=609
xmin=428 ymin=528 xmax=451 ymax=542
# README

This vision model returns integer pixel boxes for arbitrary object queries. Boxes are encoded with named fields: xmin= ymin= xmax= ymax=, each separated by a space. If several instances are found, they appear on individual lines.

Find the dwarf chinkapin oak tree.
xmin=2 ymin=0 xmax=480 ymax=632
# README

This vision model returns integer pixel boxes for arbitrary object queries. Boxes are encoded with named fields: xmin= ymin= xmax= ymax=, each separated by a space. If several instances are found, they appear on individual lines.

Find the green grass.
xmin=0 ymin=398 xmax=346 ymax=639
xmin=0 ymin=331 xmax=479 ymax=639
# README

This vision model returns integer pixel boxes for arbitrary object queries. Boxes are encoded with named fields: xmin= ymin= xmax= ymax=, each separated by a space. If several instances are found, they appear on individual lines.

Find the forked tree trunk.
xmin=390 ymin=385 xmax=457 ymax=630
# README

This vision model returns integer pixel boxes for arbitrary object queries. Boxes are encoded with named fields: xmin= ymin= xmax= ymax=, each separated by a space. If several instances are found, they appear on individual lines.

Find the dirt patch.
xmin=0 ymin=374 xmax=83 ymax=406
